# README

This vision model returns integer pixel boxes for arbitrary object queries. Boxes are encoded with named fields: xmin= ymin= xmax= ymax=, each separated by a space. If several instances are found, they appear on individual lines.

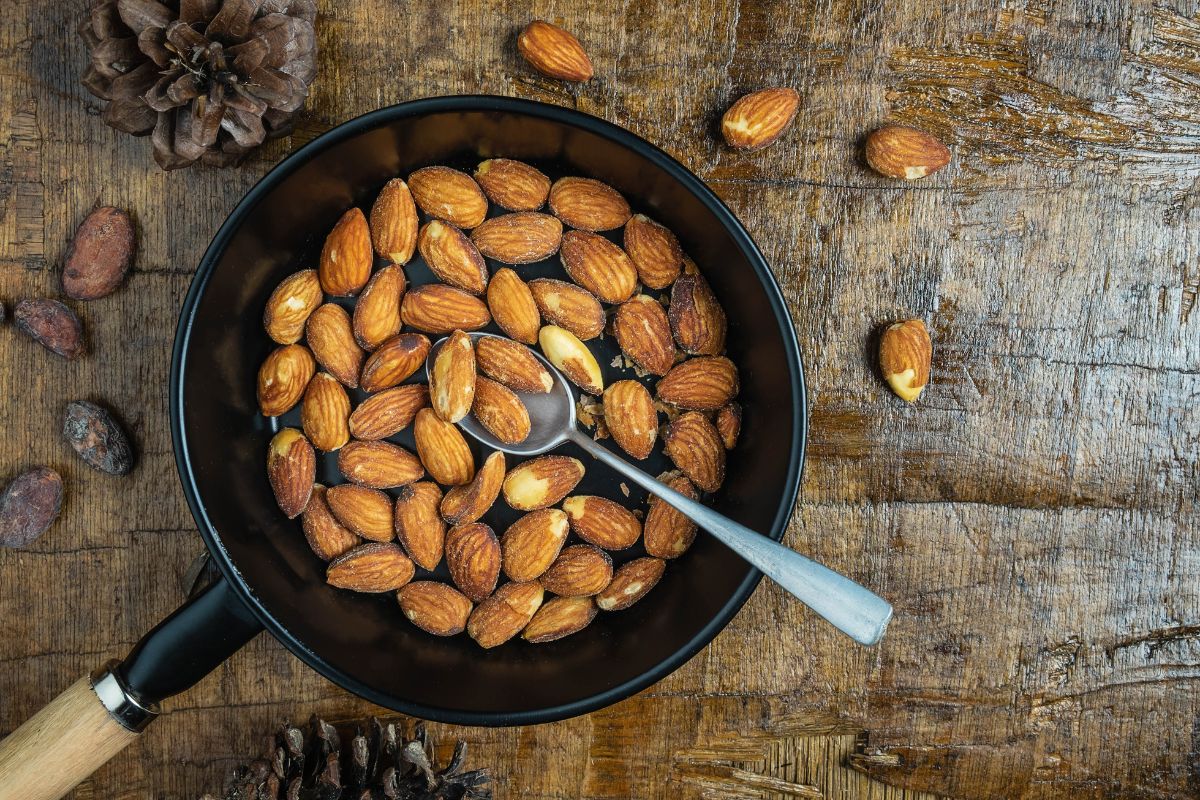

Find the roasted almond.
xmin=548 ymin=177 xmax=630 ymax=231
xmin=475 ymin=336 xmax=554 ymax=393
xmin=62 ymin=206 xmax=135 ymax=301
xmin=486 ymin=267 xmax=541 ymax=344
xmin=539 ymin=544 xmax=613 ymax=597
xmin=306 ymin=303 xmax=364 ymax=388
xmin=337 ymin=440 xmax=424 ymax=489
xmin=613 ymin=294 xmax=676 ymax=376
xmin=522 ymin=596 xmax=597 ymax=643
xmin=501 ymin=508 xmax=569 ymax=581
xmin=474 ymin=159 xmax=552 ymax=211
xmin=528 ymin=278 xmax=604 ymax=340
xmin=267 ymin=428 xmax=315 ymax=519
xmin=326 ymin=484 xmax=395 ymax=541
xmin=657 ymin=356 xmax=739 ymax=410
xmin=440 ymin=450 xmax=505 ymax=526
xmin=429 ymin=329 xmax=477 ymax=423
xmin=359 ymin=333 xmax=430 ymax=392
xmin=596 ymin=557 xmax=665 ymax=611
xmin=263 ymin=269 xmax=323 ymax=344
xmin=300 ymin=372 xmax=351 ymax=451
xmin=472 ymin=377 xmax=531 ymax=445
xmin=517 ymin=20 xmax=594 ymax=82
xmin=467 ymin=580 xmax=544 ymax=648
xmin=716 ymin=401 xmax=742 ymax=449
xmin=413 ymin=407 xmax=476 ymax=486
xmin=562 ymin=494 xmax=642 ymax=550
xmin=669 ymin=274 xmax=727 ymax=355
xmin=301 ymin=484 xmax=361 ymax=561
xmin=352 ymin=264 xmax=405 ymax=350
xmin=13 ymin=299 xmax=85 ymax=359
xmin=326 ymin=542 xmax=414 ymax=592
xmin=721 ymin=87 xmax=801 ymax=150
xmin=400 ymin=283 xmax=491 ymax=334
xmin=257 ymin=343 xmax=315 ymax=417
xmin=623 ymin=214 xmax=683 ymax=289
xmin=879 ymin=318 xmax=931 ymax=402
xmin=471 ymin=212 xmax=562 ymax=264
xmin=664 ymin=412 xmax=725 ymax=492
xmin=397 ymin=581 xmax=473 ymax=636
xmin=369 ymin=178 xmax=418 ymax=264
xmin=559 ymin=230 xmax=637 ymax=303
xmin=348 ymin=383 xmax=429 ymax=440
xmin=865 ymin=126 xmax=951 ymax=180
xmin=643 ymin=472 xmax=699 ymax=558
xmin=602 ymin=380 xmax=657 ymax=460
xmin=318 ymin=207 xmax=372 ymax=296
xmin=417 ymin=220 xmax=489 ymax=294
xmin=502 ymin=455 xmax=585 ymax=511
xmin=445 ymin=522 xmax=502 ymax=601
xmin=393 ymin=481 xmax=445 ymax=570
xmin=408 ymin=166 xmax=488 ymax=229
xmin=539 ymin=325 xmax=603 ymax=395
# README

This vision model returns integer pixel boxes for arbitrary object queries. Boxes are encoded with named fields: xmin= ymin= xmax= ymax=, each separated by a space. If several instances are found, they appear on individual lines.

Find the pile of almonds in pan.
xmin=260 ymin=158 xmax=741 ymax=647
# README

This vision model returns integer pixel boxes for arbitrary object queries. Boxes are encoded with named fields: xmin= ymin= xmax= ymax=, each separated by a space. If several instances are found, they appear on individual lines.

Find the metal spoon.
xmin=428 ymin=332 xmax=893 ymax=645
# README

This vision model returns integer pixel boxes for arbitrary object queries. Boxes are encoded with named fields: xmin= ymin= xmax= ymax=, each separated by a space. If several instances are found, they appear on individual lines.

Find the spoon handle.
xmin=566 ymin=430 xmax=893 ymax=645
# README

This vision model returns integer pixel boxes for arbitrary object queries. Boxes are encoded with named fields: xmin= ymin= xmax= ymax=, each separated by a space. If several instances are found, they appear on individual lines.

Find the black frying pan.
xmin=0 ymin=96 xmax=806 ymax=800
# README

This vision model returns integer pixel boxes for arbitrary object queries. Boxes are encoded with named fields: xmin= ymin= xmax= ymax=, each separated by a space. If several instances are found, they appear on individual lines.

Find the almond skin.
xmin=472 ymin=377 xmax=531 ymax=444
xmin=475 ymin=336 xmax=554 ymax=394
xmin=602 ymin=380 xmax=658 ymax=460
xmin=306 ymin=303 xmax=364 ymax=388
xmin=319 ymin=207 xmax=373 ymax=296
xmin=300 ymin=372 xmax=351 ymax=452
xmin=301 ymin=484 xmax=361 ymax=561
xmin=517 ymin=20 xmax=594 ymax=82
xmin=326 ymin=484 xmax=395 ymax=542
xmin=471 ymin=212 xmax=563 ymax=264
xmin=397 ymin=581 xmax=473 ymax=636
xmin=865 ymin=126 xmax=951 ymax=180
xmin=559 ymin=230 xmax=638 ymax=303
xmin=474 ymin=159 xmax=552 ymax=211
xmin=417 ymin=220 xmax=489 ymax=295
xmin=337 ymin=440 xmax=424 ymax=489
xmin=664 ymin=412 xmax=725 ymax=493
xmin=326 ymin=542 xmax=414 ymax=593
xmin=613 ymin=294 xmax=676 ymax=376
xmin=429 ymin=330 xmax=477 ymax=423
xmin=13 ymin=299 xmax=85 ymax=359
xmin=502 ymin=455 xmax=585 ymax=511
xmin=721 ymin=87 xmax=800 ymax=150
xmin=669 ymin=274 xmax=727 ymax=355
xmin=62 ymin=206 xmax=135 ymax=301
xmin=623 ymin=214 xmax=683 ymax=289
xmin=359 ymin=333 xmax=430 ymax=393
xmin=539 ymin=544 xmax=613 ymax=597
xmin=879 ymin=319 xmax=931 ymax=402
xmin=393 ymin=481 xmax=446 ymax=570
xmin=440 ymin=450 xmax=505 ymax=526
xmin=657 ymin=356 xmax=739 ymax=410
xmin=716 ymin=402 xmax=742 ymax=449
xmin=487 ymin=268 xmax=541 ymax=345
xmin=267 ymin=428 xmax=315 ymax=519
xmin=522 ymin=596 xmax=597 ymax=643
xmin=352 ymin=264 xmax=406 ymax=350
xmin=528 ymin=278 xmax=604 ymax=341
xmin=400 ymin=283 xmax=491 ymax=334
xmin=445 ymin=522 xmax=502 ymax=601
xmin=263 ymin=269 xmax=323 ymax=344
xmin=467 ymin=581 xmax=544 ymax=648
xmin=548 ymin=177 xmax=630 ymax=231
xmin=501 ymin=508 xmax=569 ymax=581
xmin=408 ymin=166 xmax=488 ymax=229
xmin=257 ymin=343 xmax=315 ymax=417
xmin=596 ymin=557 xmax=666 ymax=611
xmin=369 ymin=178 xmax=418 ymax=264
xmin=562 ymin=494 xmax=642 ymax=550
xmin=539 ymin=325 xmax=603 ymax=395
xmin=643 ymin=473 xmax=700 ymax=558
xmin=348 ymin=383 xmax=429 ymax=440
xmin=413 ymin=407 xmax=476 ymax=486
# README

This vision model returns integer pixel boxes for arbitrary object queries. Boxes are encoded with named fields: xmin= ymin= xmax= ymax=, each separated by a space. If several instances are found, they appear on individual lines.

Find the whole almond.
xmin=596 ymin=557 xmax=666 ymax=611
xmin=319 ymin=207 xmax=373 ymax=296
xmin=522 ymin=596 xmax=597 ymax=643
xmin=408 ymin=166 xmax=488 ymax=229
xmin=306 ymin=303 xmax=364 ymax=388
xmin=263 ymin=269 xmax=323 ymax=344
xmin=716 ymin=402 xmax=742 ymax=449
xmin=326 ymin=484 xmax=394 ymax=541
xmin=501 ymin=508 xmax=569 ymax=581
xmin=62 ymin=206 xmax=135 ymax=300
xmin=417 ymin=220 xmax=489 ymax=294
xmin=359 ymin=333 xmax=430 ymax=392
xmin=327 ymin=542 xmax=414 ymax=593
xmin=559 ymin=230 xmax=637 ymax=303
xmin=539 ymin=325 xmax=603 ymax=395
xmin=429 ymin=329 xmax=477 ymax=423
xmin=348 ymin=383 xmax=429 ymax=440
xmin=369 ymin=178 xmax=418 ymax=264
xmin=301 ymin=484 xmax=361 ymax=561
xmin=486 ymin=268 xmax=541 ymax=345
xmin=393 ymin=481 xmax=445 ymax=570
xmin=657 ymin=356 xmax=739 ymax=410
xmin=400 ymin=283 xmax=491 ymax=334
xmin=440 ymin=450 xmax=505 ymax=526
xmin=257 ymin=343 xmax=315 ymax=417
xmin=669 ymin=274 xmax=727 ymax=355
xmin=502 ymin=455 xmax=585 ymax=511
xmin=539 ymin=544 xmax=613 ymax=597
xmin=474 ymin=159 xmax=552 ymax=211
xmin=14 ymin=299 xmax=85 ymax=359
xmin=879 ymin=319 xmax=931 ymax=402
xmin=517 ymin=20 xmax=594 ymax=81
xmin=472 ymin=377 xmax=531 ymax=445
xmin=602 ymin=380 xmax=658 ymax=460
xmin=397 ymin=581 xmax=473 ymax=636
xmin=413 ymin=407 xmax=476 ymax=486
xmin=865 ymin=126 xmax=951 ymax=180
xmin=337 ymin=440 xmax=424 ymax=489
xmin=0 ymin=467 xmax=63 ymax=549
xmin=664 ymin=412 xmax=725 ymax=493
xmin=267 ymin=428 xmax=315 ymax=519
xmin=352 ymin=264 xmax=406 ymax=350
xmin=562 ymin=495 xmax=642 ymax=550
xmin=300 ymin=372 xmax=351 ymax=451
xmin=467 ymin=581 xmax=544 ymax=648
xmin=644 ymin=472 xmax=699 ymax=558
xmin=475 ymin=336 xmax=554 ymax=393
xmin=62 ymin=401 xmax=134 ymax=476
xmin=471 ymin=212 xmax=562 ymax=264
xmin=528 ymin=278 xmax=604 ymax=341
xmin=721 ymin=87 xmax=800 ymax=150
xmin=445 ymin=522 xmax=502 ymax=601
xmin=623 ymin=214 xmax=683 ymax=289
xmin=549 ymin=177 xmax=630 ymax=231
xmin=613 ymin=295 xmax=676 ymax=376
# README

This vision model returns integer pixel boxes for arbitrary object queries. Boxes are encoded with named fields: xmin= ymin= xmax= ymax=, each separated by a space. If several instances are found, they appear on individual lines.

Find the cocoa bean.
xmin=14 ymin=299 xmax=85 ymax=359
xmin=62 ymin=206 xmax=136 ymax=300
xmin=62 ymin=400 xmax=134 ymax=475
xmin=0 ymin=467 xmax=63 ymax=548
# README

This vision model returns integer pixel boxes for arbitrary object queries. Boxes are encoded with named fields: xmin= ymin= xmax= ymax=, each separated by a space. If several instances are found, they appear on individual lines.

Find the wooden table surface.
xmin=2 ymin=1 xmax=1197 ymax=798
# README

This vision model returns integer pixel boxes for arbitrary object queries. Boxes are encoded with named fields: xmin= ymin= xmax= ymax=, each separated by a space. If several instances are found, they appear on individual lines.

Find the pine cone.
xmin=79 ymin=0 xmax=317 ymax=170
